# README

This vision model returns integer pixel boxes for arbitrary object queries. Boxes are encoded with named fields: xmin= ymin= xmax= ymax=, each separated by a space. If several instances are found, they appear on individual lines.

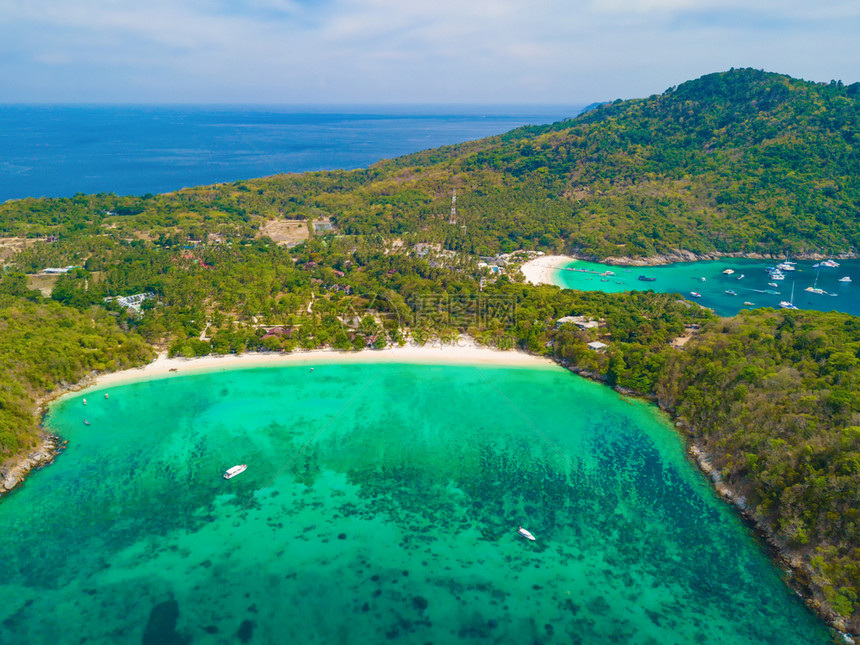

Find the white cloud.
xmin=1 ymin=0 xmax=858 ymax=102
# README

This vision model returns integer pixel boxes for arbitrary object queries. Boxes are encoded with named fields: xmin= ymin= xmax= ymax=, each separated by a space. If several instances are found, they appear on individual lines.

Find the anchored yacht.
xmin=224 ymin=464 xmax=248 ymax=480
xmin=517 ymin=527 xmax=536 ymax=541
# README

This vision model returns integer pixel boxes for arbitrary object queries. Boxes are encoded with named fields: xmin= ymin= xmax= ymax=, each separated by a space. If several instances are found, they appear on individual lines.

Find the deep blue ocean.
xmin=0 ymin=105 xmax=583 ymax=202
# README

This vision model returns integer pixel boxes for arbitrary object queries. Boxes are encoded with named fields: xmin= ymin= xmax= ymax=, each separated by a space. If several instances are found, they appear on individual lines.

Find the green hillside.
xmin=2 ymin=69 xmax=859 ymax=259
xmin=0 ymin=280 xmax=152 ymax=455
xmin=326 ymin=68 xmax=860 ymax=256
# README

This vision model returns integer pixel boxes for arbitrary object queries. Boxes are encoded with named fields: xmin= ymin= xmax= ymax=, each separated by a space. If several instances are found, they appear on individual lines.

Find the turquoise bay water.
xmin=0 ymin=362 xmax=832 ymax=644
xmin=553 ymin=258 xmax=859 ymax=317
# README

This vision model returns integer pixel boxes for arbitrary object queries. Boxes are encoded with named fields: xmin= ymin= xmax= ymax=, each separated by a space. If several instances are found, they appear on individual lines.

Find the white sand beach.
xmin=520 ymin=255 xmax=575 ymax=286
xmin=1 ymin=339 xmax=558 ymax=498
xmin=90 ymin=338 xmax=557 ymax=391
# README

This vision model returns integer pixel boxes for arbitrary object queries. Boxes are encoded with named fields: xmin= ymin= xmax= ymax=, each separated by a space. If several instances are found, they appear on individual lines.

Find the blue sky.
xmin=2 ymin=0 xmax=858 ymax=104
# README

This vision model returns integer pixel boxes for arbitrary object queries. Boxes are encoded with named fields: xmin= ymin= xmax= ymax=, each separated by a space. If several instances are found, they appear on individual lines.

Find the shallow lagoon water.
xmin=555 ymin=258 xmax=859 ymax=317
xmin=0 ymin=362 xmax=832 ymax=643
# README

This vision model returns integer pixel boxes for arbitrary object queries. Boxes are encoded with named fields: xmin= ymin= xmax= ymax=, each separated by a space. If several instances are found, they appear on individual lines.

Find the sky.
xmin=2 ymin=0 xmax=859 ymax=104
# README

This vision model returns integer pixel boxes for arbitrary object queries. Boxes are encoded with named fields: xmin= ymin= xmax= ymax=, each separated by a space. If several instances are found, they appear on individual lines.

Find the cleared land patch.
xmin=26 ymin=273 xmax=60 ymax=296
xmin=0 ymin=237 xmax=40 ymax=264
xmin=258 ymin=219 xmax=309 ymax=246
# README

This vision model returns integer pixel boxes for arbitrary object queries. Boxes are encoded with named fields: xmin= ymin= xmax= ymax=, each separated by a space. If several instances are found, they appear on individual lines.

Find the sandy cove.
xmin=3 ymin=336 xmax=857 ymax=637
xmin=0 ymin=339 xmax=554 ymax=498
xmin=519 ymin=251 xmax=860 ymax=287
xmin=90 ymin=340 xmax=556 ymax=391
xmin=520 ymin=255 xmax=575 ymax=286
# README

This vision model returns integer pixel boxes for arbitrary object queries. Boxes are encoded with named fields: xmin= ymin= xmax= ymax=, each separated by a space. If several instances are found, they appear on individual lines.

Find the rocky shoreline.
xmin=687 ymin=443 xmax=854 ymax=637
xmin=564 ymin=360 xmax=855 ymax=639
xmin=0 ymin=433 xmax=62 ymax=495
xmin=599 ymin=249 xmax=859 ymax=267
xmin=0 ymin=372 xmax=101 ymax=501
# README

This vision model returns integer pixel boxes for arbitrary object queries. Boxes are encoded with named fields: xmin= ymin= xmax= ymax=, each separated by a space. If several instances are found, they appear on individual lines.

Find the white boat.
xmin=805 ymin=267 xmax=828 ymax=295
xmin=821 ymin=258 xmax=840 ymax=268
xmin=776 ymin=262 xmax=795 ymax=271
xmin=839 ymin=276 xmax=852 ymax=283
xmin=517 ymin=526 xmax=536 ymax=541
xmin=768 ymin=282 xmax=778 ymax=288
xmin=690 ymin=291 xmax=702 ymax=298
xmin=700 ymin=277 xmax=706 ymax=282
xmin=780 ymin=283 xmax=798 ymax=309
xmin=722 ymin=269 xmax=734 ymax=275
xmin=737 ymin=274 xmax=744 ymax=280
xmin=223 ymin=464 xmax=247 ymax=479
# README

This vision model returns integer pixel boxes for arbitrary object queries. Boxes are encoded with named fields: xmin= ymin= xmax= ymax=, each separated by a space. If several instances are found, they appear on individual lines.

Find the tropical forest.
xmin=1 ymin=68 xmax=859 ymax=632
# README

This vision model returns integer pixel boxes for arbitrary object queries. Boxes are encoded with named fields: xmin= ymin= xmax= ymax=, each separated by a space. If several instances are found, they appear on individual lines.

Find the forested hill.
xmin=2 ymin=69 xmax=858 ymax=259
xmin=342 ymin=68 xmax=860 ymax=257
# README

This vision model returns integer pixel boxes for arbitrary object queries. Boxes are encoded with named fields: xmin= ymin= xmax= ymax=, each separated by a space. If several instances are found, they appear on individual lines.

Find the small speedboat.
xmin=737 ymin=274 xmax=744 ymax=280
xmin=638 ymin=275 xmax=656 ymax=282
xmin=839 ymin=276 xmax=852 ymax=283
xmin=224 ymin=464 xmax=248 ymax=480
xmin=768 ymin=282 xmax=778 ymax=288
xmin=725 ymin=289 xmax=737 ymax=296
xmin=700 ymin=277 xmax=706 ymax=282
xmin=84 ymin=419 xmax=90 ymax=426
xmin=83 ymin=398 xmax=87 ymax=405
xmin=690 ymin=292 xmax=702 ymax=298
xmin=722 ymin=269 xmax=734 ymax=275
xmin=743 ymin=301 xmax=754 ymax=306
xmin=517 ymin=527 xmax=536 ymax=541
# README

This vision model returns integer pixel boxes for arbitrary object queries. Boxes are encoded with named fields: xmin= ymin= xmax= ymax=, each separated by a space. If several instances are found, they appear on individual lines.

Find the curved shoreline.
xmin=1 ymin=337 xmax=855 ymax=637
xmin=520 ymin=254 xmax=575 ymax=286
xmin=84 ymin=341 xmax=556 ymax=393
xmin=1 ymin=340 xmax=556 ymax=500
